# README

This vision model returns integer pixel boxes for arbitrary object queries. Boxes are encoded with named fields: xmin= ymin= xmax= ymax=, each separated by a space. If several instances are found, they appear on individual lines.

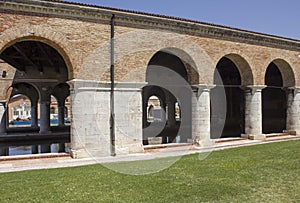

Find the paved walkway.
xmin=0 ymin=135 xmax=300 ymax=173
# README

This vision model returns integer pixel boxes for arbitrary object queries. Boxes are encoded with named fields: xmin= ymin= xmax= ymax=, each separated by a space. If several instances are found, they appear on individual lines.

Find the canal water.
xmin=8 ymin=144 xmax=71 ymax=156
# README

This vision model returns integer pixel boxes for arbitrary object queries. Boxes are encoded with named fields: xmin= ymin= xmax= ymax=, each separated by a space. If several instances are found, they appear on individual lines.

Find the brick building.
xmin=0 ymin=0 xmax=300 ymax=158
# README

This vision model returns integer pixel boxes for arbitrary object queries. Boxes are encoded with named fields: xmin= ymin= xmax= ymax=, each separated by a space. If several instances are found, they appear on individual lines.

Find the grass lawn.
xmin=1 ymin=140 xmax=300 ymax=202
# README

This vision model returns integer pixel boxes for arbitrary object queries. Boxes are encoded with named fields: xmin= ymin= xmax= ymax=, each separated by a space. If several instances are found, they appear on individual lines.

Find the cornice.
xmin=1 ymin=0 xmax=300 ymax=52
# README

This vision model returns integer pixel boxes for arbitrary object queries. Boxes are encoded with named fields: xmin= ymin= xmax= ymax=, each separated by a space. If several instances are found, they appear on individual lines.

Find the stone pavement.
xmin=0 ymin=135 xmax=300 ymax=173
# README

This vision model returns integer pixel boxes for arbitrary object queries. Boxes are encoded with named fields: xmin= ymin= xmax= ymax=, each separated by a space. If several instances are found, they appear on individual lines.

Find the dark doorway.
xmin=262 ymin=62 xmax=287 ymax=134
xmin=143 ymin=51 xmax=192 ymax=144
xmin=211 ymin=57 xmax=245 ymax=138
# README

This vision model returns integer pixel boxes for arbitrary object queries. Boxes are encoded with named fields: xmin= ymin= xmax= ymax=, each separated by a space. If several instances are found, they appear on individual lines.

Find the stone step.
xmin=265 ymin=133 xmax=290 ymax=138
xmin=0 ymin=153 xmax=70 ymax=162
xmin=214 ymin=137 xmax=247 ymax=143
xmin=144 ymin=143 xmax=192 ymax=151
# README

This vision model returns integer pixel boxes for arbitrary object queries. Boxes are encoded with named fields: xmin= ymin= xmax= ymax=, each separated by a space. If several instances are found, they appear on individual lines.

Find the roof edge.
xmin=1 ymin=0 xmax=300 ymax=51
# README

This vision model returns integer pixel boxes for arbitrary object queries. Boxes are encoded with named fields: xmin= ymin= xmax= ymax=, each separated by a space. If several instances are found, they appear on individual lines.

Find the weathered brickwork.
xmin=1 ymin=11 xmax=299 ymax=86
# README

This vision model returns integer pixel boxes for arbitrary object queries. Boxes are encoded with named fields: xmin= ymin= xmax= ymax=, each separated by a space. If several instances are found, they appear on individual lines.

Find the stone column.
xmin=31 ymin=100 xmax=38 ymax=128
xmin=161 ymin=100 xmax=167 ymax=124
xmin=0 ymin=147 xmax=9 ymax=156
xmin=39 ymin=101 xmax=51 ymax=133
xmin=0 ymin=102 xmax=9 ymax=156
xmin=0 ymin=102 xmax=7 ymax=134
xmin=167 ymin=96 xmax=176 ymax=127
xmin=244 ymin=86 xmax=266 ymax=140
xmin=31 ymin=104 xmax=38 ymax=153
xmin=58 ymin=143 xmax=65 ymax=153
xmin=58 ymin=100 xmax=65 ymax=127
xmin=39 ymin=93 xmax=51 ymax=153
xmin=31 ymin=99 xmax=39 ymax=154
xmin=287 ymin=87 xmax=300 ymax=135
xmin=142 ymin=98 xmax=148 ymax=128
xmin=58 ymin=101 xmax=66 ymax=153
xmin=192 ymin=85 xmax=214 ymax=147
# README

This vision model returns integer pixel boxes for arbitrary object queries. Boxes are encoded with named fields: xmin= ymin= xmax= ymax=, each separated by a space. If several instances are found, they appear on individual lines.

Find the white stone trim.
xmin=192 ymin=84 xmax=215 ymax=96
xmin=68 ymin=79 xmax=147 ymax=92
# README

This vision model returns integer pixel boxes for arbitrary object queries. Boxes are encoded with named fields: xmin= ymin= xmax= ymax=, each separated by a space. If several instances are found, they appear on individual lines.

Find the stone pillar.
xmin=39 ymin=93 xmax=51 ymax=153
xmin=68 ymin=80 xmax=147 ymax=158
xmin=245 ymin=86 xmax=266 ymax=140
xmin=58 ymin=101 xmax=65 ymax=127
xmin=39 ymin=100 xmax=51 ymax=134
xmin=68 ymin=80 xmax=111 ymax=158
xmin=0 ymin=102 xmax=8 ymax=156
xmin=167 ymin=96 xmax=176 ymax=127
xmin=0 ymin=147 xmax=9 ymax=156
xmin=0 ymin=102 xmax=7 ymax=134
xmin=31 ymin=100 xmax=38 ymax=128
xmin=192 ymin=85 xmax=214 ymax=147
xmin=58 ymin=143 xmax=65 ymax=153
xmin=287 ymin=87 xmax=300 ymax=135
xmin=161 ymin=100 xmax=167 ymax=124
xmin=30 ymin=106 xmax=38 ymax=127
xmin=142 ymin=98 xmax=148 ymax=128
xmin=31 ymin=145 xmax=39 ymax=154
xmin=57 ymin=98 xmax=67 ymax=153
xmin=114 ymin=82 xmax=146 ymax=155
xmin=31 ymin=99 xmax=39 ymax=154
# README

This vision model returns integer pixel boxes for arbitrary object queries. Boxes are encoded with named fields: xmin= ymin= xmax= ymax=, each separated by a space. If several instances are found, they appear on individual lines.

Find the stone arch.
xmin=158 ymin=47 xmax=199 ymax=85
xmin=214 ymin=53 xmax=254 ymax=86
xmin=210 ymin=54 xmax=252 ymax=138
xmin=143 ymin=86 xmax=166 ymax=105
xmin=0 ymin=36 xmax=71 ymax=153
xmin=52 ymin=83 xmax=70 ymax=103
xmin=265 ymin=58 xmax=295 ymax=87
xmin=262 ymin=58 xmax=294 ymax=134
xmin=0 ymin=24 xmax=74 ymax=79
xmin=143 ymin=48 xmax=193 ymax=144
xmin=10 ymin=83 xmax=39 ymax=103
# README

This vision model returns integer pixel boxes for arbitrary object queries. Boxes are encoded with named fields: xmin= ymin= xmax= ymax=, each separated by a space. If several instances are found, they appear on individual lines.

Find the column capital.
xmin=244 ymin=85 xmax=266 ymax=94
xmin=68 ymin=79 xmax=148 ymax=92
xmin=0 ymin=100 xmax=7 ymax=106
xmin=192 ymin=84 xmax=215 ymax=93
xmin=287 ymin=86 xmax=300 ymax=92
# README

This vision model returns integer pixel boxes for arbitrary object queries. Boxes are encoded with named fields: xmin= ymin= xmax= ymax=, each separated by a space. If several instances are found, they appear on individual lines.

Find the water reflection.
xmin=8 ymin=144 xmax=70 ymax=156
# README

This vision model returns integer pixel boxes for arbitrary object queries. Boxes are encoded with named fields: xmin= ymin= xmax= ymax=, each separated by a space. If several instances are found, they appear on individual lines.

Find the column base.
xmin=241 ymin=134 xmax=249 ymax=139
xmin=193 ymin=136 xmax=214 ymax=147
xmin=41 ymin=144 xmax=51 ymax=153
xmin=31 ymin=145 xmax=39 ymax=154
xmin=39 ymin=131 xmax=52 ymax=134
xmin=0 ymin=147 xmax=9 ymax=156
xmin=115 ymin=143 xmax=144 ymax=155
xmin=58 ymin=143 xmax=66 ymax=153
xmin=70 ymin=148 xmax=89 ymax=159
xmin=248 ymin=134 xmax=266 ymax=140
xmin=70 ymin=147 xmax=111 ymax=159
xmin=283 ymin=130 xmax=297 ymax=135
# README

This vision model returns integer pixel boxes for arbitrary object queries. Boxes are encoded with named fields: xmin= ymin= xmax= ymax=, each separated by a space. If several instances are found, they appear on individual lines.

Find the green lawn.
xmin=1 ymin=140 xmax=300 ymax=202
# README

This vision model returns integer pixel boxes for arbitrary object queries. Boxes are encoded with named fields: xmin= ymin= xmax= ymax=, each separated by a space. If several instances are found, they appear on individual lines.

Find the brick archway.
xmin=262 ymin=59 xmax=295 ymax=134
xmin=0 ymin=24 xmax=74 ymax=79
xmin=215 ymin=53 xmax=254 ymax=86
xmin=267 ymin=59 xmax=295 ymax=87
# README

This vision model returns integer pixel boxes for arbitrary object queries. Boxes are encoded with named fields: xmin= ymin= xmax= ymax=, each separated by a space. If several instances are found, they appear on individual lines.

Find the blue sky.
xmin=67 ymin=0 xmax=300 ymax=40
